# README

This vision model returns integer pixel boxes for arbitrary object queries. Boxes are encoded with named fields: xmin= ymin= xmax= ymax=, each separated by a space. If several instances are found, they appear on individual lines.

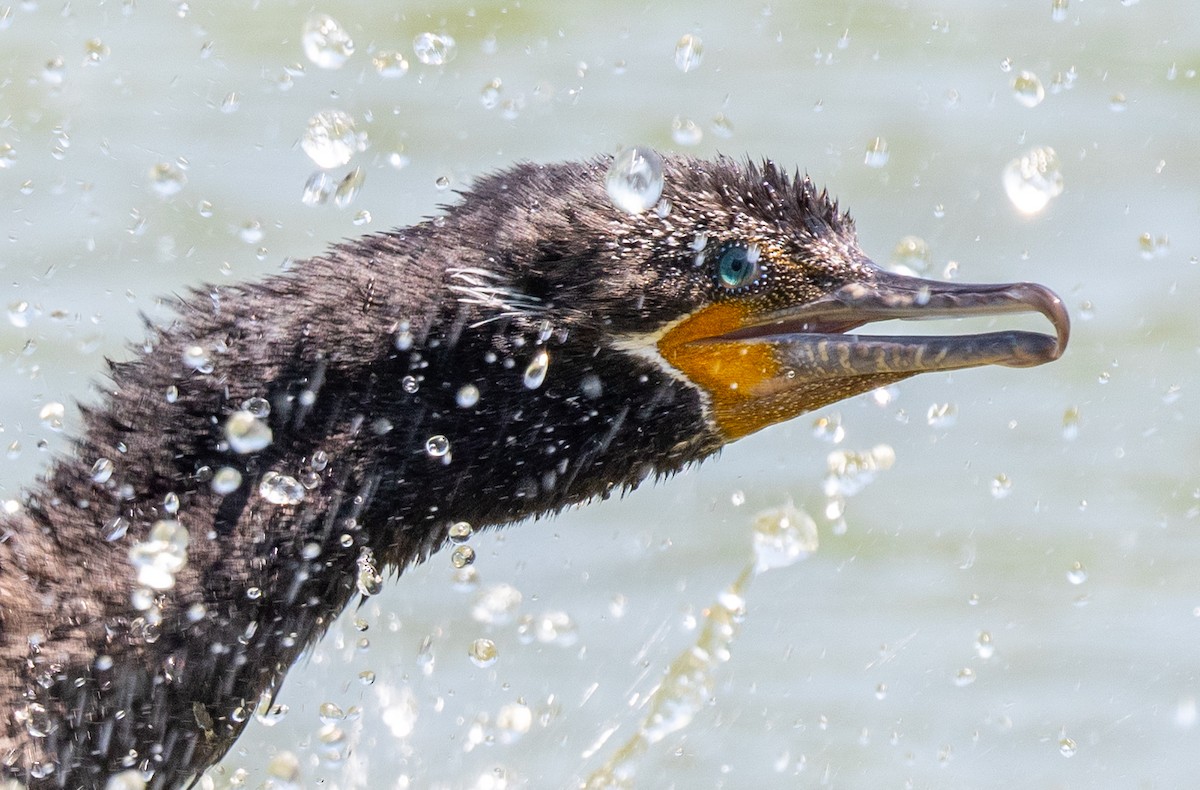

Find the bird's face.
xmin=582 ymin=156 xmax=1070 ymax=442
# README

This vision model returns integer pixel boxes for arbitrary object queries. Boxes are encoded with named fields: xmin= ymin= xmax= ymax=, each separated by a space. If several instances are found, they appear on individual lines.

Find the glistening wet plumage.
xmin=0 ymin=154 xmax=1068 ymax=788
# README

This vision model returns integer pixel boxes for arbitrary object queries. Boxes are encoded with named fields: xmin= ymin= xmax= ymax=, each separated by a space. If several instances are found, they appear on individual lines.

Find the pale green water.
xmin=1 ymin=1 xmax=1198 ymax=787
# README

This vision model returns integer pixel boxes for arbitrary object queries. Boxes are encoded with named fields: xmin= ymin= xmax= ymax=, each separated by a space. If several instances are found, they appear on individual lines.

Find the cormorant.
xmin=0 ymin=154 xmax=1068 ymax=788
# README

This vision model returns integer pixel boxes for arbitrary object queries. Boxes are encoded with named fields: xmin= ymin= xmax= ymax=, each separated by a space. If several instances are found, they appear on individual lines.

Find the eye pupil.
xmin=716 ymin=244 xmax=760 ymax=290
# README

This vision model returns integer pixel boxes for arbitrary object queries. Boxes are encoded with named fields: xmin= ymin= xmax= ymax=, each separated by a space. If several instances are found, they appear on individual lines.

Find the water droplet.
xmin=1059 ymin=736 xmax=1077 ymax=757
xmin=975 ymin=631 xmax=995 ymax=659
xmin=224 ymin=410 xmax=273 ymax=454
xmin=480 ymin=78 xmax=502 ymax=109
xmin=1051 ymin=0 xmax=1069 ymax=22
xmin=358 ymin=670 xmax=376 ymax=686
xmin=890 ymin=235 xmax=931 ymax=274
xmin=673 ymin=33 xmax=703 ymax=72
xmin=1109 ymin=93 xmax=1127 ymax=112
xmin=1003 ymin=145 xmax=1064 ymax=215
xmin=333 ymin=166 xmax=365 ymax=207
xmin=472 ymin=583 xmax=523 ymax=625
xmin=413 ymin=32 xmax=457 ymax=65
xmin=211 ymin=466 xmax=243 ymax=495
xmin=1066 ymin=561 xmax=1087 ymax=585
xmin=990 ymin=473 xmax=1013 ymax=499
xmin=752 ymin=503 xmax=819 ymax=573
xmin=864 ymin=137 xmax=890 ymax=168
xmin=811 ymin=414 xmax=844 ymax=443
xmin=516 ymin=610 xmax=578 ymax=646
xmin=425 ymin=435 xmax=450 ymax=458
xmin=523 ymin=349 xmax=550 ymax=389
xmin=356 ymin=548 xmax=383 ymax=596
xmin=448 ymin=521 xmax=473 ymax=543
xmin=302 ymin=14 xmax=355 ymax=70
xmin=182 ymin=345 xmax=212 ymax=372
xmin=926 ymin=402 xmax=958 ymax=428
xmin=1062 ymin=406 xmax=1080 ymax=440
xmin=394 ymin=323 xmax=414 ymax=351
xmin=259 ymin=471 xmax=305 ymax=505
xmin=91 ymin=457 xmax=115 ymax=483
xmin=148 ymin=162 xmax=187 ymax=198
xmin=710 ymin=113 xmax=735 ymax=139
xmin=16 ymin=702 xmax=52 ymax=738
xmin=456 ymin=384 xmax=480 ymax=408
xmin=42 ymin=57 xmax=65 ymax=85
xmin=401 ymin=375 xmax=419 ymax=394
xmin=606 ymin=146 xmax=664 ymax=214
xmin=83 ymin=37 xmax=110 ymax=65
xmin=670 ymin=116 xmax=703 ymax=146
xmin=102 ymin=517 xmax=129 ymax=542
xmin=1012 ymin=70 xmax=1045 ymax=108
xmin=823 ymin=445 xmax=896 ymax=498
xmin=319 ymin=702 xmax=345 ymax=725
xmin=220 ymin=91 xmax=240 ymax=113
xmin=451 ymin=545 xmax=476 ymax=569
xmin=0 ymin=143 xmax=15 ymax=170
xmin=372 ymin=50 xmax=409 ymax=78
xmin=128 ymin=519 xmax=189 ymax=591
xmin=7 ymin=301 xmax=30 ymax=327
xmin=39 ymin=402 xmax=65 ymax=432
xmin=468 ymin=637 xmax=498 ymax=668
xmin=302 ymin=171 xmax=335 ymax=206
xmin=954 ymin=668 xmax=976 ymax=687
xmin=301 ymin=109 xmax=366 ymax=170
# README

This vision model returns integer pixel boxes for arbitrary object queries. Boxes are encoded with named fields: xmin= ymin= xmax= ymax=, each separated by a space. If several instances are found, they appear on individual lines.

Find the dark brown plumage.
xmin=0 ymin=154 xmax=1067 ymax=788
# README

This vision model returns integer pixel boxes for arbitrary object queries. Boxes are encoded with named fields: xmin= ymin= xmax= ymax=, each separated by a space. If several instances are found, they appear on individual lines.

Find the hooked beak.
xmin=658 ymin=264 xmax=1070 ymax=440
xmin=717 ymin=266 xmax=1070 ymax=383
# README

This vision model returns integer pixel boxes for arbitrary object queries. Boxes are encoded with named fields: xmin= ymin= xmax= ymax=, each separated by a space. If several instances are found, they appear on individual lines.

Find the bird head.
xmin=457 ymin=154 xmax=1069 ymax=444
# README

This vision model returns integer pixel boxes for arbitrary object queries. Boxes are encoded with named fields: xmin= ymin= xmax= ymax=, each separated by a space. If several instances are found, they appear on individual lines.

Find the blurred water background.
xmin=1 ymin=1 xmax=1198 ymax=787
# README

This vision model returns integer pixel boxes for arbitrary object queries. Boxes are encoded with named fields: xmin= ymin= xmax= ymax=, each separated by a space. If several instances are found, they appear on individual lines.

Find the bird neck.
xmin=0 ymin=243 xmax=714 ymax=787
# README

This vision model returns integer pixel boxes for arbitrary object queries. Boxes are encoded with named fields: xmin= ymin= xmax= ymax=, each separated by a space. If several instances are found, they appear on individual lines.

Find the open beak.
xmin=718 ymin=266 xmax=1070 ymax=385
xmin=659 ymin=265 xmax=1070 ymax=440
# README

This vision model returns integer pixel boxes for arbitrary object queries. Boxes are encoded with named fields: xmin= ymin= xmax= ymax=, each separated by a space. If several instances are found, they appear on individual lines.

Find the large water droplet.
xmin=1012 ymin=70 xmax=1045 ymax=108
xmin=605 ymin=146 xmax=664 ymax=214
xmin=451 ymin=545 xmax=476 ymax=568
xmin=425 ymin=435 xmax=450 ymax=458
xmin=455 ymin=384 xmax=480 ymax=408
xmin=468 ymin=637 xmax=498 ymax=668
xmin=259 ymin=471 xmax=305 ymax=505
xmin=1003 ymin=145 xmax=1064 ymax=215
xmin=448 ymin=521 xmax=473 ymax=543
xmin=211 ymin=466 xmax=243 ymax=495
xmin=302 ymin=14 xmax=355 ymax=70
xmin=301 ymin=109 xmax=366 ymax=170
xmin=224 ymin=410 xmax=273 ymax=454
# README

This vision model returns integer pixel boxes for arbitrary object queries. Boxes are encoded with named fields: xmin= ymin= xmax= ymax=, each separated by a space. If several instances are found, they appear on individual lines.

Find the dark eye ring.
xmin=715 ymin=243 xmax=762 ymax=291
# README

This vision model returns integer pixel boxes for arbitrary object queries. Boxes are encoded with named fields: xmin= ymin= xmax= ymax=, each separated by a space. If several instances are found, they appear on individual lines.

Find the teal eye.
xmin=715 ymin=243 xmax=762 ymax=291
